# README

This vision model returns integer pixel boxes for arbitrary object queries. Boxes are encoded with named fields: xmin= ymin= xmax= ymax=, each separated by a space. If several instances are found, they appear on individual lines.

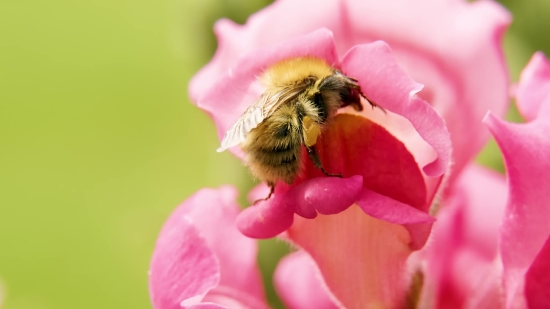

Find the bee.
xmin=217 ymin=57 xmax=383 ymax=200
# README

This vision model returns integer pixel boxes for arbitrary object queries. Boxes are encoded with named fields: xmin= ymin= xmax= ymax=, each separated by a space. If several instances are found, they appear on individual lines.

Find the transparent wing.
xmin=217 ymin=85 xmax=306 ymax=152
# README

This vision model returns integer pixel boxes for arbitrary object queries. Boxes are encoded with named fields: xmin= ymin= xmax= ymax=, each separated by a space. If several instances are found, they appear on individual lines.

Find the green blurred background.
xmin=0 ymin=0 xmax=548 ymax=308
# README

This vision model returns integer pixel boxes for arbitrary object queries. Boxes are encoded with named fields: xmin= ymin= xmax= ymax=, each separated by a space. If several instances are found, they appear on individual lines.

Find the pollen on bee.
xmin=303 ymin=116 xmax=321 ymax=147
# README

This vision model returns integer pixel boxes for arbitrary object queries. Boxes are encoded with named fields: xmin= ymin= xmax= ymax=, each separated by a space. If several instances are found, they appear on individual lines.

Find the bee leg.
xmin=253 ymin=183 xmax=275 ymax=205
xmin=359 ymin=91 xmax=387 ymax=114
xmin=306 ymin=146 xmax=342 ymax=178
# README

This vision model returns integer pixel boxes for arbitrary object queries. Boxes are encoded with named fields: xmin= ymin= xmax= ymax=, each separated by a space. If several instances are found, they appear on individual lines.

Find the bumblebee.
xmin=217 ymin=57 xmax=381 ymax=199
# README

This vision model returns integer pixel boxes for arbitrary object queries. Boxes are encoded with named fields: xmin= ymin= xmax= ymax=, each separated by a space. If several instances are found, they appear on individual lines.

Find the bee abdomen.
xmin=245 ymin=143 xmax=302 ymax=184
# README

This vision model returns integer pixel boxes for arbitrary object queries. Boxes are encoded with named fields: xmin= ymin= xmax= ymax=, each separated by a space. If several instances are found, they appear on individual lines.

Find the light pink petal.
xmin=420 ymin=166 xmax=507 ymax=309
xmin=202 ymin=287 xmax=271 ymax=309
xmin=452 ymin=164 xmax=508 ymax=260
xmin=180 ymin=186 xmax=265 ymax=301
xmin=340 ymin=41 xmax=451 ymax=178
xmin=149 ymin=211 xmax=220 ymax=309
xmin=185 ymin=304 xmax=226 ymax=309
xmin=149 ymin=187 xmax=269 ymax=309
xmin=287 ymin=206 xmax=413 ymax=308
xmin=484 ymin=99 xmax=550 ymax=306
xmin=345 ymin=0 xmax=510 ymax=184
xmin=195 ymin=29 xmax=338 ymax=155
xmin=516 ymin=52 xmax=550 ymax=121
xmin=274 ymin=251 xmax=339 ymax=309
xmin=525 ymin=235 xmax=550 ymax=309
xmin=188 ymin=0 xmax=344 ymax=101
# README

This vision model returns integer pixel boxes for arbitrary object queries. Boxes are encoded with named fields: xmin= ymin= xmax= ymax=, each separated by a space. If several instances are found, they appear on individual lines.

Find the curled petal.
xmin=287 ymin=206 xmax=413 ymax=308
xmin=290 ymin=175 xmax=363 ymax=218
xmin=356 ymin=188 xmax=435 ymax=225
xmin=340 ymin=42 xmax=451 ymax=178
xmin=274 ymin=251 xmax=338 ymax=309
xmin=516 ymin=52 xmax=550 ymax=121
xmin=484 ymin=54 xmax=550 ymax=307
xmin=236 ymin=189 xmax=294 ymax=239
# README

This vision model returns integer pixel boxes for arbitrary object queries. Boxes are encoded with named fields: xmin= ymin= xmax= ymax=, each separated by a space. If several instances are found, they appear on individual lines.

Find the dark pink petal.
xmin=149 ymin=213 xmax=219 ymax=309
xmin=287 ymin=206 xmax=414 ymax=308
xmin=516 ymin=52 xmax=550 ymax=121
xmin=274 ymin=251 xmax=338 ymax=309
xmin=290 ymin=175 xmax=363 ymax=217
xmin=484 ymin=97 xmax=550 ymax=306
xmin=525 ymin=235 xmax=550 ymax=309
xmin=356 ymin=188 xmax=434 ymax=224
xmin=149 ymin=187 xmax=268 ymax=309
xmin=356 ymin=188 xmax=435 ymax=249
xmin=236 ymin=188 xmax=294 ymax=239
xmin=298 ymin=114 xmax=429 ymax=211
xmin=340 ymin=42 xmax=451 ymax=178
xmin=196 ymin=29 xmax=338 ymax=156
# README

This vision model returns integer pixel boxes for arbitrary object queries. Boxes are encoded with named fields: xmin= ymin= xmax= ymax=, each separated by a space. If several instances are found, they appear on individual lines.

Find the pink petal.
xmin=239 ymin=113 xmax=435 ymax=239
xmin=356 ymin=188 xmax=435 ymax=225
xmin=185 ymin=304 xmax=226 ymax=309
xmin=180 ymin=186 xmax=265 ymax=301
xmin=484 ymin=101 xmax=550 ymax=307
xmin=195 ymin=29 xmax=338 ymax=156
xmin=149 ymin=212 xmax=220 ymax=309
xmin=340 ymin=41 xmax=450 ymax=178
xmin=202 ymin=287 xmax=271 ymax=309
xmin=149 ymin=187 xmax=268 ymax=309
xmin=525 ymin=235 xmax=550 ymax=309
xmin=516 ymin=52 xmax=550 ymax=121
xmin=274 ymin=251 xmax=339 ymax=309
xmin=236 ymin=187 xmax=294 ymax=239
xmin=345 ymin=0 xmax=510 ymax=184
xmin=451 ymin=164 xmax=507 ymax=260
xmin=188 ymin=0 xmax=344 ymax=102
xmin=420 ymin=165 xmax=507 ymax=309
xmin=298 ymin=114 xmax=429 ymax=211
xmin=290 ymin=175 xmax=363 ymax=218
xmin=287 ymin=206 xmax=414 ymax=308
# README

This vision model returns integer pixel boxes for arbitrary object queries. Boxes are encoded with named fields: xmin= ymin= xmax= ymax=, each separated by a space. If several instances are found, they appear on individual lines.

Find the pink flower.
xmin=148 ymin=0 xmax=528 ymax=308
xmin=192 ymin=26 xmax=450 ymax=306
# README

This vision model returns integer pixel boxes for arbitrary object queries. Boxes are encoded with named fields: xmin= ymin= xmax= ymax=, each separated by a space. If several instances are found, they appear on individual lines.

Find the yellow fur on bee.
xmin=259 ymin=57 xmax=334 ymax=90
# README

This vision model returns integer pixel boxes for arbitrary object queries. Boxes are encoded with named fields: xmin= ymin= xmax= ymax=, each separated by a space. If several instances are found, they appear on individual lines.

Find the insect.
xmin=217 ymin=57 xmax=383 ymax=200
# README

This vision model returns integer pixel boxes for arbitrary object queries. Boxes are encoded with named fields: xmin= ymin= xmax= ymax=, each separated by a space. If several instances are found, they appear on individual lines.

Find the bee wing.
xmin=217 ymin=86 xmax=305 ymax=152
